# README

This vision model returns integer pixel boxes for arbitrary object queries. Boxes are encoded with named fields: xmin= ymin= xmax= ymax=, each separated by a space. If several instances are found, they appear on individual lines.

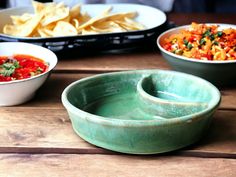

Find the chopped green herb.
xmin=203 ymin=29 xmax=211 ymax=37
xmin=0 ymin=61 xmax=20 ymax=77
xmin=200 ymin=38 xmax=206 ymax=45
xmin=209 ymin=34 xmax=215 ymax=41
xmin=213 ymin=41 xmax=219 ymax=45
xmin=217 ymin=31 xmax=223 ymax=37
xmin=187 ymin=43 xmax=193 ymax=50
xmin=183 ymin=39 xmax=188 ymax=46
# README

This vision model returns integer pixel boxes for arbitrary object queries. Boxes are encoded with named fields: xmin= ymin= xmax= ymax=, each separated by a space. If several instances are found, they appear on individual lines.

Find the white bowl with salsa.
xmin=0 ymin=42 xmax=57 ymax=106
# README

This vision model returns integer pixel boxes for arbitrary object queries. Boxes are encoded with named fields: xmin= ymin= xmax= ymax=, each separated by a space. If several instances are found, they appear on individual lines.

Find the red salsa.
xmin=0 ymin=54 xmax=48 ymax=82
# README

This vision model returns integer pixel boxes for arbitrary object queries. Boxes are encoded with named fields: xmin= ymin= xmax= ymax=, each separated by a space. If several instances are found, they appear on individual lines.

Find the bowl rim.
xmin=157 ymin=23 xmax=236 ymax=64
xmin=0 ymin=42 xmax=58 ymax=85
xmin=61 ymin=69 xmax=221 ymax=127
xmin=137 ymin=75 xmax=209 ymax=106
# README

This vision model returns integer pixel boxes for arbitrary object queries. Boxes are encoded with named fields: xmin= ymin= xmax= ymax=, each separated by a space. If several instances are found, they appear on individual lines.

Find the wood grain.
xmin=19 ymin=73 xmax=236 ymax=110
xmin=0 ymin=105 xmax=235 ymax=156
xmin=0 ymin=72 xmax=234 ymax=156
xmin=0 ymin=154 xmax=235 ymax=177
xmin=54 ymin=52 xmax=169 ymax=72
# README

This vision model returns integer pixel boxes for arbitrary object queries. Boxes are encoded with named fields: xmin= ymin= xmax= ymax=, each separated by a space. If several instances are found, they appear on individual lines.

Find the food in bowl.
xmin=0 ymin=54 xmax=48 ymax=82
xmin=0 ymin=42 xmax=57 ymax=106
xmin=162 ymin=22 xmax=236 ymax=61
xmin=2 ymin=1 xmax=145 ymax=37
xmin=157 ymin=23 xmax=236 ymax=86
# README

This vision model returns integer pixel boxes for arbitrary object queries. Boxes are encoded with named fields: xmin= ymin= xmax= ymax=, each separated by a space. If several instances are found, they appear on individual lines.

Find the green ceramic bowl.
xmin=62 ymin=70 xmax=221 ymax=154
xmin=157 ymin=24 xmax=236 ymax=86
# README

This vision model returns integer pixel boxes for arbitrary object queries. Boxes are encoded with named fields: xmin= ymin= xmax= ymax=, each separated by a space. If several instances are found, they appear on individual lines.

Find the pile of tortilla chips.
xmin=3 ymin=1 xmax=145 ymax=37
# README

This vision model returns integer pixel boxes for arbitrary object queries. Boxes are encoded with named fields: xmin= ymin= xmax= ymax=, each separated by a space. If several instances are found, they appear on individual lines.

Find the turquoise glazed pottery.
xmin=137 ymin=76 xmax=208 ymax=118
xmin=157 ymin=24 xmax=236 ymax=86
xmin=62 ymin=70 xmax=221 ymax=154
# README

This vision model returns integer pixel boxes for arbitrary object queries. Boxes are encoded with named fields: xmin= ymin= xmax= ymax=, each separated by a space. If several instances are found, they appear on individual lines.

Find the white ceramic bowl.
xmin=157 ymin=24 xmax=236 ymax=86
xmin=0 ymin=42 xmax=57 ymax=106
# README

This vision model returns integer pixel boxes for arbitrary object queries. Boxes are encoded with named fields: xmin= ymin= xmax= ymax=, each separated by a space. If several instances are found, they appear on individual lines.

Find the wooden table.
xmin=0 ymin=13 xmax=236 ymax=176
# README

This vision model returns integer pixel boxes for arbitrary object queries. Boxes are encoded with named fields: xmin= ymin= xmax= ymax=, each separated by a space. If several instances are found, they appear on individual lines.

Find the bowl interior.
xmin=64 ymin=70 xmax=220 ymax=121
xmin=66 ymin=72 xmax=142 ymax=120
xmin=140 ymin=73 xmax=213 ymax=103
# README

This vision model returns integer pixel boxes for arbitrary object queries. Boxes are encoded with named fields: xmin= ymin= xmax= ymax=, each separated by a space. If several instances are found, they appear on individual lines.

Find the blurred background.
xmin=1 ymin=0 xmax=236 ymax=13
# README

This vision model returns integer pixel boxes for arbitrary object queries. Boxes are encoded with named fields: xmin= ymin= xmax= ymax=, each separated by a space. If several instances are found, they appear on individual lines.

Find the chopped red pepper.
xmin=162 ymin=23 xmax=236 ymax=61
xmin=0 ymin=54 xmax=48 ymax=82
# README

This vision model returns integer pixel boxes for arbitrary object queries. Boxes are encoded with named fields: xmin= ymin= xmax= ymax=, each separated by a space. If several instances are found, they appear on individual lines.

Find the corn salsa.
xmin=163 ymin=23 xmax=236 ymax=61
xmin=0 ymin=54 xmax=48 ymax=82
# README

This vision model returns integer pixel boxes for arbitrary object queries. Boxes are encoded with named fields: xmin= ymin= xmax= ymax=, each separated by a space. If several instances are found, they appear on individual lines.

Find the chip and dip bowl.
xmin=62 ymin=70 xmax=221 ymax=154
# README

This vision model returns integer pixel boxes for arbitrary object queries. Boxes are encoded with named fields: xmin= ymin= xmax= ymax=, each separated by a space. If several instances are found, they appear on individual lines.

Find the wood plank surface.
xmin=0 ymin=105 xmax=235 ymax=156
xmin=0 ymin=154 xmax=235 ymax=177
xmin=0 ymin=73 xmax=234 ymax=156
xmin=55 ymin=51 xmax=168 ymax=72
xmin=20 ymin=73 xmax=236 ymax=110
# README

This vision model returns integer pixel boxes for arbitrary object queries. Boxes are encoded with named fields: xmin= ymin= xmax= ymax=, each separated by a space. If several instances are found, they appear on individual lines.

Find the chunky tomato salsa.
xmin=163 ymin=23 xmax=236 ymax=61
xmin=0 ymin=54 xmax=48 ymax=82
